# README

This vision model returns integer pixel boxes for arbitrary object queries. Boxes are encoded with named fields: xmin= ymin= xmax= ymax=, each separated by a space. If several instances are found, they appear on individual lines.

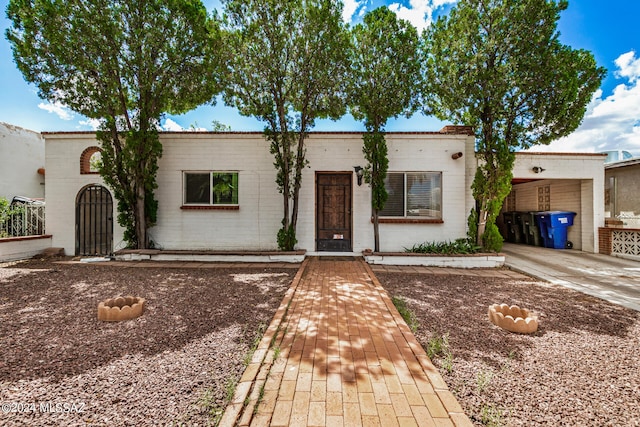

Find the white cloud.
xmin=38 ymin=101 xmax=74 ymax=121
xmin=533 ymin=51 xmax=640 ymax=154
xmin=343 ymin=0 xmax=367 ymax=23
xmin=388 ymin=0 xmax=457 ymax=33
xmin=162 ymin=118 xmax=185 ymax=131
xmin=161 ymin=118 xmax=208 ymax=132
xmin=78 ymin=118 xmax=101 ymax=130
xmin=614 ymin=51 xmax=640 ymax=83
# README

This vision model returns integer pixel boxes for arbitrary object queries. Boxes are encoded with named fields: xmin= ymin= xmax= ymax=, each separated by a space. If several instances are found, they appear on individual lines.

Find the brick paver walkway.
xmin=221 ymin=257 xmax=472 ymax=427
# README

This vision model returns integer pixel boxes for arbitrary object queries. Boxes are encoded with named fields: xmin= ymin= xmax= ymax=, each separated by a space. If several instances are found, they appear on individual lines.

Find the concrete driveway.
xmin=501 ymin=243 xmax=640 ymax=312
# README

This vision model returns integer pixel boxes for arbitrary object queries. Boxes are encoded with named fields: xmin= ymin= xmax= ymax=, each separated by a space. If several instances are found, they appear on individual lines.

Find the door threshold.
xmin=307 ymin=251 xmax=361 ymax=257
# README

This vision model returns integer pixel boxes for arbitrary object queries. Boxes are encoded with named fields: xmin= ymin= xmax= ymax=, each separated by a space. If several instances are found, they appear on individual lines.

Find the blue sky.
xmin=1 ymin=0 xmax=639 ymax=153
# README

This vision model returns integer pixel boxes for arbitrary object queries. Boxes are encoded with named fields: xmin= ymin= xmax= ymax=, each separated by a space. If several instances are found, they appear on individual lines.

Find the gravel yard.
xmin=379 ymin=270 xmax=640 ymax=426
xmin=3 ymin=257 xmax=640 ymax=427
xmin=0 ymin=259 xmax=294 ymax=426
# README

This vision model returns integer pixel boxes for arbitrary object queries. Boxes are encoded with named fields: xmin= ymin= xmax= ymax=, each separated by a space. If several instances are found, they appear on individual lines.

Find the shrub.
xmin=404 ymin=238 xmax=481 ymax=255
xmin=277 ymin=224 xmax=297 ymax=251
xmin=0 ymin=197 xmax=24 ymax=238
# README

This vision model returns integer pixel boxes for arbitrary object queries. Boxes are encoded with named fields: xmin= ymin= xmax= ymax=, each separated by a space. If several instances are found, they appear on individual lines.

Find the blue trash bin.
xmin=535 ymin=211 xmax=576 ymax=249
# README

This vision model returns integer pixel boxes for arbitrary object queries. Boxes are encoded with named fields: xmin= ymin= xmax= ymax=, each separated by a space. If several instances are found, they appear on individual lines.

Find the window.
xmin=89 ymin=151 xmax=102 ymax=173
xmin=80 ymin=146 xmax=102 ymax=174
xmin=184 ymin=172 xmax=239 ymax=206
xmin=380 ymin=172 xmax=442 ymax=219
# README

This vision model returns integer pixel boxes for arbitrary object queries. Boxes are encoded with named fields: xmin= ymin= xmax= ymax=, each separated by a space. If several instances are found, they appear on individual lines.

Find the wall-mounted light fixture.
xmin=532 ymin=166 xmax=546 ymax=174
xmin=451 ymin=152 xmax=463 ymax=160
xmin=354 ymin=166 xmax=364 ymax=186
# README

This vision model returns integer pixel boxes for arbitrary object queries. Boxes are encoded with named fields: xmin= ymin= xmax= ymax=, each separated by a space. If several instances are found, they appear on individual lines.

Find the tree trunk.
xmin=372 ymin=209 xmax=380 ymax=252
xmin=281 ymin=134 xmax=291 ymax=232
xmin=135 ymin=179 xmax=146 ymax=249
xmin=476 ymin=207 xmax=487 ymax=246
xmin=290 ymin=132 xmax=306 ymax=232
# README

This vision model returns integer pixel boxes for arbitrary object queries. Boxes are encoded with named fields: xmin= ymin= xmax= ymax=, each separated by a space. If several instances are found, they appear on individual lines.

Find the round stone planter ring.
xmin=98 ymin=296 xmax=146 ymax=321
xmin=488 ymin=303 xmax=538 ymax=334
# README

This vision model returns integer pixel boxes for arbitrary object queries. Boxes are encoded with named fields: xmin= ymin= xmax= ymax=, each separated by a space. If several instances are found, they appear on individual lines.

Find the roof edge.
xmin=42 ymin=125 xmax=475 ymax=136
xmin=516 ymin=152 xmax=607 ymax=157
xmin=605 ymin=158 xmax=640 ymax=169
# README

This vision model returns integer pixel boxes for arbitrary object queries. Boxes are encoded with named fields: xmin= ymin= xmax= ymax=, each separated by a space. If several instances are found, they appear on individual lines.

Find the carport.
xmin=500 ymin=152 xmax=606 ymax=253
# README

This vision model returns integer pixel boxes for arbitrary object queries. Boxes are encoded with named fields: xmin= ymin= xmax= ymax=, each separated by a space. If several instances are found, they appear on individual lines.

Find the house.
xmin=0 ymin=122 xmax=45 ymax=201
xmin=42 ymin=128 xmax=605 ymax=256
xmin=44 ymin=127 xmax=476 ymax=255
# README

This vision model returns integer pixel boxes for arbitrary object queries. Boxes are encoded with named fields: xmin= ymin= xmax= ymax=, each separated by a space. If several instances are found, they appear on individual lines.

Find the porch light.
xmin=532 ymin=166 xmax=546 ymax=174
xmin=451 ymin=152 xmax=463 ymax=160
xmin=354 ymin=166 xmax=364 ymax=186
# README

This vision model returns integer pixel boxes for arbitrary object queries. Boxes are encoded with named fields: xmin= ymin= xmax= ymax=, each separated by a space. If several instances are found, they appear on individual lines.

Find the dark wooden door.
xmin=316 ymin=173 xmax=352 ymax=251
xmin=76 ymin=184 xmax=113 ymax=256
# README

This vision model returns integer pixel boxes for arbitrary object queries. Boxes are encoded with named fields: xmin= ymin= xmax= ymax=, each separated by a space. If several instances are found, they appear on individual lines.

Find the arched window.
xmin=80 ymin=146 xmax=102 ymax=174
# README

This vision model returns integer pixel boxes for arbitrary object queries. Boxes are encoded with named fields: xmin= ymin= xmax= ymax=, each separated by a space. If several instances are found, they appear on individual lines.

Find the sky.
xmin=1 ymin=0 xmax=639 ymax=154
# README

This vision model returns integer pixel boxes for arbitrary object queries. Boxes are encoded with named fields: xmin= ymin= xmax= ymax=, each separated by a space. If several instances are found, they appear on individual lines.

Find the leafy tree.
xmin=222 ymin=0 xmax=350 ymax=250
xmin=349 ymin=6 xmax=421 ymax=252
xmin=422 ymin=0 xmax=605 ymax=251
xmin=6 ymin=0 xmax=224 ymax=248
xmin=0 ymin=197 xmax=18 ymax=238
xmin=211 ymin=120 xmax=231 ymax=131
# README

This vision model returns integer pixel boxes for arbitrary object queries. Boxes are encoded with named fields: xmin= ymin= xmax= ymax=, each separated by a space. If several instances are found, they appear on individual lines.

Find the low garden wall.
xmin=363 ymin=251 xmax=505 ymax=268
xmin=599 ymin=226 xmax=640 ymax=261
xmin=114 ymin=249 xmax=306 ymax=263
xmin=114 ymin=249 xmax=503 ymax=268
xmin=0 ymin=235 xmax=52 ymax=262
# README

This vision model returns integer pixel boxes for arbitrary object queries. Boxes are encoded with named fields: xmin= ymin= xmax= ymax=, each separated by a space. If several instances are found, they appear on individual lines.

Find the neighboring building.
xmin=600 ymin=158 xmax=640 ymax=260
xmin=604 ymin=158 xmax=640 ymax=225
xmin=602 ymin=149 xmax=634 ymax=164
xmin=43 ymin=128 xmax=606 ymax=256
xmin=0 ymin=122 xmax=45 ymax=201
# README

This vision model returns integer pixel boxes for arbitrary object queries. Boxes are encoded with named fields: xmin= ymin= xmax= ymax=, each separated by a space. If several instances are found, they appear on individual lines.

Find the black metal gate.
xmin=76 ymin=185 xmax=113 ymax=256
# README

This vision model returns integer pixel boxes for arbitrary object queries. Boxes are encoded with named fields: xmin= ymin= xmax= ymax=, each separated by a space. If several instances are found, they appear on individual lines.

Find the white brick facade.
xmin=44 ymin=132 xmax=605 ymax=256
xmin=44 ymin=130 xmax=476 ymax=255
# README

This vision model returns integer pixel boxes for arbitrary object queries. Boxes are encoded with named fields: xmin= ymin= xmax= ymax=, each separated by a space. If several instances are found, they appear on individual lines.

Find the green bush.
xmin=482 ymin=223 xmax=504 ymax=252
xmin=0 ymin=197 xmax=11 ymax=224
xmin=467 ymin=208 xmax=479 ymax=243
xmin=404 ymin=238 xmax=482 ymax=255
xmin=0 ymin=197 xmax=23 ymax=238
xmin=277 ymin=224 xmax=297 ymax=251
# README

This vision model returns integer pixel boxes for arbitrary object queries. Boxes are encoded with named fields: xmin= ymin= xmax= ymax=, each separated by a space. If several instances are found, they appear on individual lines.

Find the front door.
xmin=316 ymin=173 xmax=352 ymax=252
